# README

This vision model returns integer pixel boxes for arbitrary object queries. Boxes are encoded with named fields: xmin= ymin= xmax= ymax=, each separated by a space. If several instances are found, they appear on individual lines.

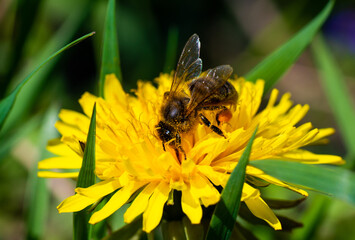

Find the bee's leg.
xmin=199 ymin=113 xmax=226 ymax=138
xmin=175 ymin=133 xmax=186 ymax=160
xmin=174 ymin=148 xmax=180 ymax=160
xmin=202 ymin=106 xmax=227 ymax=125
xmin=162 ymin=142 xmax=166 ymax=151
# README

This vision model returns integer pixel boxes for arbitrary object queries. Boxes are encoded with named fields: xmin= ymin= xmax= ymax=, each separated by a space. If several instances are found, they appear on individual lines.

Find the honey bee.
xmin=156 ymin=34 xmax=238 ymax=159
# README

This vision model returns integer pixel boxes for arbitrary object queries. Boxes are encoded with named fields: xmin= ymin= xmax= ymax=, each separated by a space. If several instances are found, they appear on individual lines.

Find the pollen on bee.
xmin=217 ymin=109 xmax=233 ymax=123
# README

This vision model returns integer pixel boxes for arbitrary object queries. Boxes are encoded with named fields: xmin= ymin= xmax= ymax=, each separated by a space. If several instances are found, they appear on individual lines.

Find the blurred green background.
xmin=0 ymin=0 xmax=354 ymax=239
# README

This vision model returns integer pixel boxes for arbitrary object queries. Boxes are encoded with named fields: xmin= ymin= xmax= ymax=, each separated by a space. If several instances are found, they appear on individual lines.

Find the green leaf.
xmin=0 ymin=32 xmax=95 ymax=132
xmin=100 ymin=0 xmax=122 ymax=97
xmin=163 ymin=27 xmax=179 ymax=73
xmin=26 ymin=105 xmax=59 ymax=239
xmin=250 ymin=160 xmax=355 ymax=205
xmin=245 ymin=0 xmax=334 ymax=93
xmin=74 ymin=104 xmax=97 ymax=240
xmin=206 ymin=127 xmax=258 ymax=240
xmin=311 ymin=36 xmax=355 ymax=168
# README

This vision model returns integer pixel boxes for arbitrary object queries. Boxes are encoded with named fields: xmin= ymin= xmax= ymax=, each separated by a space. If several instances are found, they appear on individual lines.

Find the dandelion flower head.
xmin=38 ymin=73 xmax=344 ymax=233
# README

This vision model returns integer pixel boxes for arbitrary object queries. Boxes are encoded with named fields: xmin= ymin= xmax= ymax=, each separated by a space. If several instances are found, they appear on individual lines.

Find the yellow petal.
xmin=188 ymin=137 xmax=226 ymax=163
xmin=181 ymin=187 xmax=202 ymax=224
xmin=279 ymin=149 xmax=344 ymax=165
xmin=288 ymin=104 xmax=309 ymax=126
xmin=241 ymin=183 xmax=260 ymax=201
xmin=58 ymin=109 xmax=90 ymax=132
xmin=76 ymin=179 xmax=122 ymax=198
xmin=55 ymin=121 xmax=86 ymax=141
xmin=60 ymin=136 xmax=86 ymax=156
xmin=104 ymin=74 xmax=126 ymax=105
xmin=99 ymin=140 xmax=120 ymax=157
xmin=89 ymin=181 xmax=146 ymax=224
xmin=57 ymin=194 xmax=97 ymax=213
xmin=249 ymin=167 xmax=308 ymax=197
xmin=46 ymin=140 xmax=75 ymax=156
xmin=124 ymin=182 xmax=158 ymax=223
xmin=199 ymin=138 xmax=229 ymax=166
xmin=37 ymin=171 xmax=78 ymax=178
xmin=143 ymin=181 xmax=170 ymax=233
xmin=245 ymin=196 xmax=282 ymax=230
xmin=181 ymin=158 xmax=197 ymax=176
xmin=199 ymin=187 xmax=220 ymax=207
xmin=265 ymin=89 xmax=279 ymax=109
xmin=307 ymin=128 xmax=334 ymax=145
xmin=197 ymin=165 xmax=228 ymax=187
xmin=38 ymin=156 xmax=82 ymax=169
xmin=190 ymin=173 xmax=220 ymax=207
xmin=79 ymin=92 xmax=98 ymax=117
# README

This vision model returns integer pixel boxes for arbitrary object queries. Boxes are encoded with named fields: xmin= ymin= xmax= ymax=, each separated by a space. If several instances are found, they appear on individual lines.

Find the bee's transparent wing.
xmin=186 ymin=65 xmax=233 ymax=115
xmin=204 ymin=65 xmax=233 ymax=86
xmin=169 ymin=34 xmax=202 ymax=96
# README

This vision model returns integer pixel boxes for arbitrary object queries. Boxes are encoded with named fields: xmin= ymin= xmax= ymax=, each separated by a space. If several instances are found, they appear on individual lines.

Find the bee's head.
xmin=156 ymin=121 xmax=175 ymax=144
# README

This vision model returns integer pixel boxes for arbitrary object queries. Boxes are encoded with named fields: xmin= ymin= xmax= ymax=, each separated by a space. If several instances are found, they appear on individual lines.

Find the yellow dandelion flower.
xmin=38 ymin=73 xmax=344 ymax=233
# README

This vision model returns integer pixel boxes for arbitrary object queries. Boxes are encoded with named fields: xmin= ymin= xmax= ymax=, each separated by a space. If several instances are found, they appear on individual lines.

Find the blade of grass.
xmin=250 ymin=160 xmax=355 ymax=205
xmin=26 ymin=104 xmax=59 ymax=239
xmin=0 ymin=32 xmax=95 ymax=133
xmin=311 ymin=35 xmax=355 ymax=168
xmin=206 ymin=127 xmax=258 ymax=240
xmin=163 ymin=27 xmax=179 ymax=73
xmin=245 ymin=0 xmax=334 ymax=93
xmin=100 ymin=0 xmax=122 ymax=97
xmin=74 ymin=104 xmax=96 ymax=240
xmin=1 ymin=4 xmax=92 ymax=134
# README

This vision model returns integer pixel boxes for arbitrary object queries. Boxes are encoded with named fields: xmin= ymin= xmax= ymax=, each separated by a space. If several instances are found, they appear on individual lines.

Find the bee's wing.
xmin=186 ymin=65 xmax=233 ymax=115
xmin=169 ymin=34 xmax=202 ymax=97
xmin=204 ymin=65 xmax=233 ymax=84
